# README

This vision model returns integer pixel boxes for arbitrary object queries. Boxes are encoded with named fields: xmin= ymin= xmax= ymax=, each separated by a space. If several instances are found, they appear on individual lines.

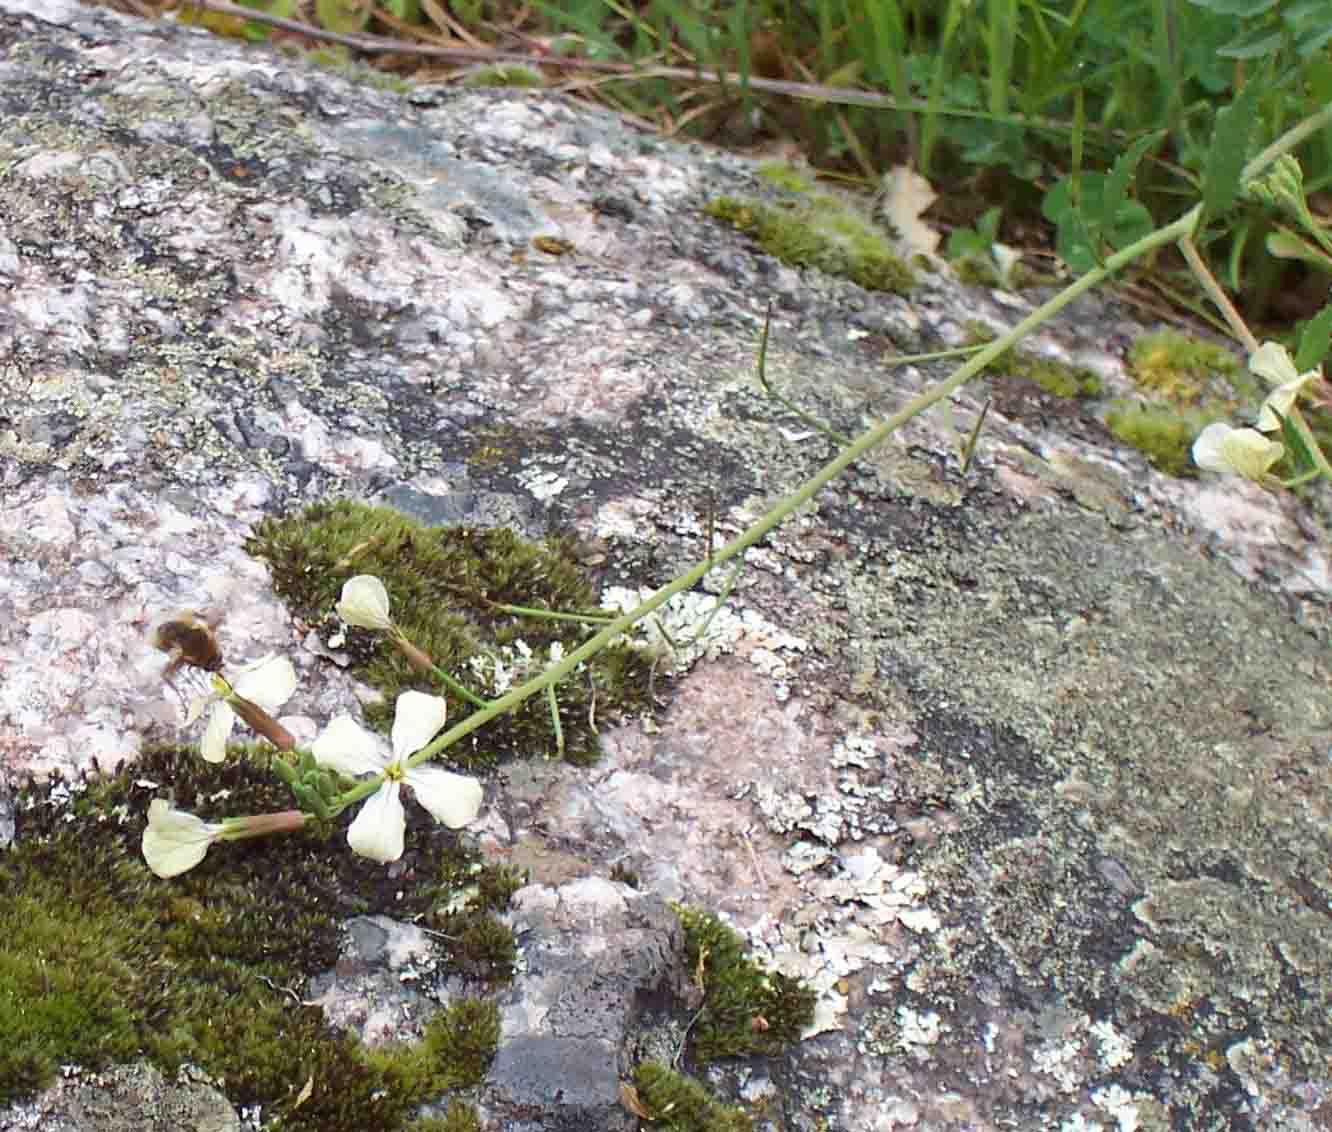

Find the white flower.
xmin=186 ymin=654 xmax=297 ymax=763
xmin=311 ymin=690 xmax=483 ymax=864
xmin=1192 ymin=422 xmax=1284 ymax=480
xmin=141 ymin=799 xmax=224 ymax=878
xmin=337 ymin=575 xmax=393 ymax=630
xmin=1249 ymin=342 xmax=1319 ymax=432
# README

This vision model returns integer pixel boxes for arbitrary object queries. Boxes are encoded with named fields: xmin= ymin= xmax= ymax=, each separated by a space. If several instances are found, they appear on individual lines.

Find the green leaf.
xmin=316 ymin=0 xmax=370 ymax=35
xmin=1186 ymin=0 xmax=1278 ymax=14
xmin=1295 ymin=304 xmax=1332 ymax=371
xmin=1101 ymin=132 xmax=1160 ymax=233
xmin=1217 ymin=24 xmax=1284 ymax=58
xmin=1202 ymin=83 xmax=1259 ymax=223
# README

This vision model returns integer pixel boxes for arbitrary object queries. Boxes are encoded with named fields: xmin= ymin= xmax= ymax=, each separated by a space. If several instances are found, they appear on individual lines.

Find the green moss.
xmin=244 ymin=500 xmax=658 ymax=768
xmin=460 ymin=64 xmax=545 ymax=89
xmin=1128 ymin=330 xmax=1250 ymax=407
xmin=423 ymin=999 xmax=501 ymax=1085
xmin=967 ymin=323 xmax=1103 ymax=398
xmin=0 ymin=749 xmax=509 ymax=1126
xmin=756 ymin=161 xmax=812 ymax=194
xmin=408 ymin=1101 xmax=482 ymax=1132
xmin=704 ymin=195 xmax=916 ymax=295
xmin=632 ymin=1061 xmax=752 ymax=1131
xmin=674 ymin=906 xmax=816 ymax=1064
xmin=1106 ymin=401 xmax=1214 ymax=477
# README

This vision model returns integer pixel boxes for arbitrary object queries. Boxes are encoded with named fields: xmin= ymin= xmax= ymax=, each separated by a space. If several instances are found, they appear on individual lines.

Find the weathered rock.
xmin=3 ymin=2 xmax=1332 ymax=1131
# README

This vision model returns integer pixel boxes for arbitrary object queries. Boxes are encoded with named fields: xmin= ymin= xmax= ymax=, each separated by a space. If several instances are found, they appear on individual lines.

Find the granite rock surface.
xmin=2 ymin=3 xmax=1332 ymax=1130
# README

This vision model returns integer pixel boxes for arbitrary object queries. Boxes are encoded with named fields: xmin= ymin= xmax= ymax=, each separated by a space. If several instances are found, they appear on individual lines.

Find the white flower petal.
xmin=142 ymin=799 xmax=223 ymax=878
xmin=1256 ymin=375 xmax=1315 ymax=432
xmin=347 ymin=781 xmax=405 ymax=863
xmin=337 ymin=575 xmax=393 ymax=631
xmin=390 ymin=691 xmax=448 ymax=760
xmin=232 ymin=655 xmax=297 ymax=712
xmin=202 ymin=702 xmax=236 ymax=763
xmin=312 ymin=715 xmax=388 ymax=777
xmin=1249 ymin=341 xmax=1299 ymax=388
xmin=406 ymin=766 xmax=484 ymax=829
xmin=1193 ymin=422 xmax=1283 ymax=479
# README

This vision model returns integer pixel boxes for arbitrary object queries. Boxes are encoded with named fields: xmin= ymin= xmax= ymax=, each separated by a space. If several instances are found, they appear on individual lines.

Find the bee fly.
xmin=152 ymin=610 xmax=226 ymax=683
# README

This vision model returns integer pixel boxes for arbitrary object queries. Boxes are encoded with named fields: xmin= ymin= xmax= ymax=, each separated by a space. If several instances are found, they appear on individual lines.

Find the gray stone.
xmin=3 ymin=1 xmax=1332 ymax=1130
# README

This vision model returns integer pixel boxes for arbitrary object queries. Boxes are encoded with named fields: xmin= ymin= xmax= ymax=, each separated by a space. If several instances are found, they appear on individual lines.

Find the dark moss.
xmin=423 ymin=998 xmax=501 ymax=1086
xmin=429 ymin=912 xmax=518 ymax=985
xmin=633 ymin=1061 xmax=752 ymax=1131
xmin=1 ymin=750 xmax=509 ymax=1125
xmin=408 ymin=1101 xmax=482 ymax=1132
xmin=674 ymin=905 xmax=816 ymax=1064
xmin=244 ymin=500 xmax=658 ymax=768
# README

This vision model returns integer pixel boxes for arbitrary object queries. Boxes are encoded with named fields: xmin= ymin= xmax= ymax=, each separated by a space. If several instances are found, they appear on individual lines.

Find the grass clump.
xmin=674 ymin=905 xmax=816 ymax=1064
xmin=705 ymin=196 xmax=916 ymax=295
xmin=244 ymin=500 xmax=658 ymax=768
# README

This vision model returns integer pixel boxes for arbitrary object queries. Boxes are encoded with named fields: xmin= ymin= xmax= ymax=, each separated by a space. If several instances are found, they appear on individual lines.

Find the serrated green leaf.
xmin=1202 ymin=83 xmax=1259 ymax=223
xmin=1295 ymin=305 xmax=1332 ymax=371
xmin=1101 ymin=132 xmax=1160 ymax=233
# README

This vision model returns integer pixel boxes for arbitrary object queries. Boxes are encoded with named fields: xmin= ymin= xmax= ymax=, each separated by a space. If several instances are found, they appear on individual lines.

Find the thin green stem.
xmin=488 ymin=602 xmax=616 ymax=625
xmin=404 ymin=205 xmax=1201 ymax=775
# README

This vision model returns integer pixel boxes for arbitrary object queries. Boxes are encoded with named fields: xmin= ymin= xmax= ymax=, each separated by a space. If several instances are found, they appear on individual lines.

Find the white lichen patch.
xmin=599 ymin=585 xmax=807 ymax=677
xmin=467 ymin=640 xmax=567 ymax=696
xmin=516 ymin=465 xmax=568 ymax=501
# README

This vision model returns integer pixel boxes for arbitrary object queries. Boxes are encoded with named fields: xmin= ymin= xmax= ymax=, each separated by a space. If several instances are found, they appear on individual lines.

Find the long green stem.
xmin=400 ymin=205 xmax=1202 ymax=777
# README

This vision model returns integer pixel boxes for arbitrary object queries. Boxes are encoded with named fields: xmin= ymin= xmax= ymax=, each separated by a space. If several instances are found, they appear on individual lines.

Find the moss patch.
xmin=244 ymin=500 xmax=658 ymax=768
xmin=1105 ymin=401 xmax=1214 ymax=477
xmin=704 ymin=195 xmax=916 ymax=295
xmin=674 ymin=905 xmax=816 ymax=1064
xmin=1128 ymin=330 xmax=1250 ymax=407
xmin=968 ymin=323 xmax=1103 ymax=399
xmin=755 ymin=161 xmax=813 ymax=194
xmin=1 ymin=747 xmax=513 ymax=1126
xmin=632 ymin=1061 xmax=752 ymax=1131
xmin=459 ymin=64 xmax=545 ymax=89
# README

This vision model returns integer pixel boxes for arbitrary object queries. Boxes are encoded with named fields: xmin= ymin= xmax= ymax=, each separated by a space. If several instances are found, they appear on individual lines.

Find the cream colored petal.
xmin=201 ymin=702 xmax=236 ymax=763
xmin=1193 ymin=422 xmax=1282 ymax=479
xmin=311 ymin=715 xmax=388 ymax=777
xmin=406 ymin=766 xmax=484 ymax=829
xmin=346 ymin=782 xmax=405 ymax=863
xmin=1249 ymin=341 xmax=1299 ymax=388
xmin=142 ymin=799 xmax=223 ymax=878
xmin=391 ymin=691 xmax=448 ymax=760
xmin=1256 ymin=375 xmax=1314 ymax=432
xmin=337 ymin=575 xmax=393 ymax=630
xmin=232 ymin=655 xmax=297 ymax=712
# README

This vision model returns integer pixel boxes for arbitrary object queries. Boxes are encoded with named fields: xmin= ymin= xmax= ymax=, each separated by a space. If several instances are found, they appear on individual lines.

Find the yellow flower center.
xmin=384 ymin=760 xmax=405 ymax=784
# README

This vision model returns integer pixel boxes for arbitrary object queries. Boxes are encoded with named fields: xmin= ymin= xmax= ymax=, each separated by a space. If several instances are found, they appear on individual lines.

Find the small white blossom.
xmin=337 ymin=575 xmax=394 ymax=631
xmin=1192 ymin=422 xmax=1284 ymax=481
xmin=1249 ymin=341 xmax=1319 ymax=432
xmin=141 ymin=799 xmax=225 ymax=878
xmin=186 ymin=654 xmax=297 ymax=763
xmin=311 ymin=690 xmax=483 ymax=864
